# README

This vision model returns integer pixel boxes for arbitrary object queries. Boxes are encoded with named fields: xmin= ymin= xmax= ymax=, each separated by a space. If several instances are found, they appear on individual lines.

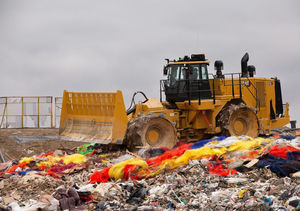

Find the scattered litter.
xmin=0 ymin=134 xmax=300 ymax=210
xmin=110 ymin=154 xmax=135 ymax=164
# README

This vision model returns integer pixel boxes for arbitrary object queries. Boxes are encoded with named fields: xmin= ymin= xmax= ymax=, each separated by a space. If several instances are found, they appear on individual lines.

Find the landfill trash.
xmin=110 ymin=154 xmax=135 ymax=164
xmin=9 ymin=199 xmax=50 ymax=211
xmin=137 ymin=148 xmax=168 ymax=159
xmin=53 ymin=187 xmax=81 ymax=210
xmin=77 ymin=143 xmax=97 ymax=155
xmin=125 ymin=182 xmax=148 ymax=204
xmin=92 ymin=182 xmax=123 ymax=201
xmin=0 ymin=134 xmax=300 ymax=210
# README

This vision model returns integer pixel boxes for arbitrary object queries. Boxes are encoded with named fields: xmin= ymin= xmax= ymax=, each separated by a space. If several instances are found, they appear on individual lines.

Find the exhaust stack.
xmin=248 ymin=65 xmax=256 ymax=77
xmin=241 ymin=53 xmax=249 ymax=77
xmin=214 ymin=60 xmax=224 ymax=78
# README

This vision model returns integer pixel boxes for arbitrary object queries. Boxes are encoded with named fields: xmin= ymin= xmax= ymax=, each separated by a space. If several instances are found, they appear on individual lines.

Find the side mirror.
xmin=163 ymin=66 xmax=168 ymax=75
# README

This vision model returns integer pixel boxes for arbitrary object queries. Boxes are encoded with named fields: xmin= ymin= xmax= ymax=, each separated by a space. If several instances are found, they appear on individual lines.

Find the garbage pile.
xmin=0 ymin=136 xmax=300 ymax=210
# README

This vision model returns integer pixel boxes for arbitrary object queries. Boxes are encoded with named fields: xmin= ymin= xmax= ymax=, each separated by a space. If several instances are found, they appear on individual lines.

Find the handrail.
xmin=243 ymin=83 xmax=260 ymax=111
xmin=245 ymin=77 xmax=260 ymax=110
xmin=160 ymin=79 xmax=219 ymax=104
xmin=216 ymin=73 xmax=259 ymax=111
xmin=161 ymin=73 xmax=260 ymax=111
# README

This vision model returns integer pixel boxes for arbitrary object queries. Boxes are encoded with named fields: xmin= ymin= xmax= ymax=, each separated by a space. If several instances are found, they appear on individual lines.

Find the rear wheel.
xmin=218 ymin=103 xmax=259 ymax=137
xmin=126 ymin=113 xmax=176 ymax=150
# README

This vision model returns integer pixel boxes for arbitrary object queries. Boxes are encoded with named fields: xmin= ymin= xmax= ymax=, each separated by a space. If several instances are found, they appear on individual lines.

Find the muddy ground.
xmin=0 ymin=128 xmax=87 ymax=161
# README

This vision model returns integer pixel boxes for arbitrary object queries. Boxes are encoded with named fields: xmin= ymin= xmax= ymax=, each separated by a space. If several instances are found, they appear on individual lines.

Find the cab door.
xmin=189 ymin=64 xmax=211 ymax=100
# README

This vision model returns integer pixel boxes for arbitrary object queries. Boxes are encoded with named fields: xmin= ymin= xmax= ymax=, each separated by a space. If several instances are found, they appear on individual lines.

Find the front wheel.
xmin=126 ymin=113 xmax=176 ymax=150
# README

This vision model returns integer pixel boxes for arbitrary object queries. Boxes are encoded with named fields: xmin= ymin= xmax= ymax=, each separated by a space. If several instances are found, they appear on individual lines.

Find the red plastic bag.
xmin=208 ymin=163 xmax=237 ymax=176
xmin=146 ymin=143 xmax=192 ymax=167
xmin=89 ymin=167 xmax=111 ymax=183
xmin=269 ymin=145 xmax=299 ymax=159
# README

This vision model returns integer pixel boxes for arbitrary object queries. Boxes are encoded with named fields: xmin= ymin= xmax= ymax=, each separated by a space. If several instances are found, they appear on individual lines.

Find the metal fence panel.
xmin=0 ymin=96 xmax=54 ymax=128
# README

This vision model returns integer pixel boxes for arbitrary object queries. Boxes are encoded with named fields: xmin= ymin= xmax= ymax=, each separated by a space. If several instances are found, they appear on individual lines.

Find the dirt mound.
xmin=0 ymin=129 xmax=87 ymax=161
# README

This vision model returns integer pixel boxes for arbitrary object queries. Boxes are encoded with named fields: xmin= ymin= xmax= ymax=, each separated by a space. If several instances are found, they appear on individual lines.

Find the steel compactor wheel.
xmin=126 ymin=112 xmax=176 ymax=150
xmin=219 ymin=103 xmax=259 ymax=137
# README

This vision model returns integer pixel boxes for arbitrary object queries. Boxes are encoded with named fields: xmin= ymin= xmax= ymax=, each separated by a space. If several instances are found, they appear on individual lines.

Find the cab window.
xmin=167 ymin=65 xmax=180 ymax=86
xmin=201 ymin=65 xmax=208 ymax=80
xmin=190 ymin=64 xmax=200 ymax=80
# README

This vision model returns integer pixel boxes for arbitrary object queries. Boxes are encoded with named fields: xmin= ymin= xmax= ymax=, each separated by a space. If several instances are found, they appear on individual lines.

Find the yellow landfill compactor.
xmin=59 ymin=53 xmax=290 ymax=149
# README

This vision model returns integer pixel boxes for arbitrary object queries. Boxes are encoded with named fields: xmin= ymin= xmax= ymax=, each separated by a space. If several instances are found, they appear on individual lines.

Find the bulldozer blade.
xmin=59 ymin=90 xmax=128 ymax=144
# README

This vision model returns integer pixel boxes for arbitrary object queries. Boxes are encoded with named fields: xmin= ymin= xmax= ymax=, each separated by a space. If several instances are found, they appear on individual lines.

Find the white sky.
xmin=0 ymin=0 xmax=300 ymax=122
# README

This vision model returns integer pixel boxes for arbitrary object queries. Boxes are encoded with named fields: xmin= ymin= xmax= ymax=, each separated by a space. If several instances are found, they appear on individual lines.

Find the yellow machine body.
xmin=170 ymin=77 xmax=290 ymax=139
xmin=59 ymin=54 xmax=290 ymax=146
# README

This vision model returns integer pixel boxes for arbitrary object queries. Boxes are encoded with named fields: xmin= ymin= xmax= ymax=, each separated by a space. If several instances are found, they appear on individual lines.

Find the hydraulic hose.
xmin=126 ymin=91 xmax=149 ymax=115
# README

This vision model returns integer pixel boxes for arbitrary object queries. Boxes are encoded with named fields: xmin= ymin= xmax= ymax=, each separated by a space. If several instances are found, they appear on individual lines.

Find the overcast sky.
xmin=0 ymin=0 xmax=300 ymax=123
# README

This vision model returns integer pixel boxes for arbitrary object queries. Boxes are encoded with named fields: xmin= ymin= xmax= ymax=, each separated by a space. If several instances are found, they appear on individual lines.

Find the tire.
xmin=126 ymin=112 xmax=176 ymax=150
xmin=218 ymin=103 xmax=259 ymax=137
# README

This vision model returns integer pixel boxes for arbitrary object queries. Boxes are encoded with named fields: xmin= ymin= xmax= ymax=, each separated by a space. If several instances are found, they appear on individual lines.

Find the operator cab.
xmin=162 ymin=54 xmax=211 ymax=103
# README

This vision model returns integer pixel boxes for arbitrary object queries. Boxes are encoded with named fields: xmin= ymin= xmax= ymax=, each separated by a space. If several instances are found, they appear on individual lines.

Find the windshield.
xmin=167 ymin=64 xmax=208 ymax=86
xmin=167 ymin=65 xmax=181 ymax=86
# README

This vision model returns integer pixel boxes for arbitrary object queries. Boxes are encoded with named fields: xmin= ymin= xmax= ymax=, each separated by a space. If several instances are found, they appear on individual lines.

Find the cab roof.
xmin=167 ymin=54 xmax=210 ymax=65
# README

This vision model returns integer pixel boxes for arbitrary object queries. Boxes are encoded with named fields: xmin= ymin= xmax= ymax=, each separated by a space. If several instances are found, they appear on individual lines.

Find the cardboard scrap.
xmin=292 ymin=171 xmax=300 ymax=178
xmin=244 ymin=159 xmax=259 ymax=168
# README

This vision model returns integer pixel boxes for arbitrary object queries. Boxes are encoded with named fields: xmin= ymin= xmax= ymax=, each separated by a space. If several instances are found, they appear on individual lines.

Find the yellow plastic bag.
xmin=109 ymin=158 xmax=148 ymax=180
xmin=62 ymin=153 xmax=87 ymax=165
xmin=37 ymin=156 xmax=63 ymax=168
xmin=19 ymin=157 xmax=34 ymax=164
xmin=172 ymin=146 xmax=227 ymax=168
xmin=228 ymin=137 xmax=272 ymax=152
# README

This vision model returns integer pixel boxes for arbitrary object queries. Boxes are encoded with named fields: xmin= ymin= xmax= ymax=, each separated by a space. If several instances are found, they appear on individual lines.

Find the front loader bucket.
xmin=59 ymin=90 xmax=128 ymax=144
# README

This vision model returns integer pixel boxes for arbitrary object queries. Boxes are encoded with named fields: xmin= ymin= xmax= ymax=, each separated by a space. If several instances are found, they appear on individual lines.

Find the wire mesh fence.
xmin=0 ymin=96 xmax=62 ymax=129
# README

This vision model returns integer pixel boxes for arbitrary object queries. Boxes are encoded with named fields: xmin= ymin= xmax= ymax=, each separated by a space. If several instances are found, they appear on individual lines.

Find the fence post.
xmin=37 ymin=97 xmax=40 ymax=128
xmin=21 ymin=97 xmax=24 ymax=128
xmin=51 ymin=97 xmax=53 ymax=128
xmin=54 ymin=98 xmax=57 ymax=128
xmin=6 ymin=97 xmax=8 ymax=128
